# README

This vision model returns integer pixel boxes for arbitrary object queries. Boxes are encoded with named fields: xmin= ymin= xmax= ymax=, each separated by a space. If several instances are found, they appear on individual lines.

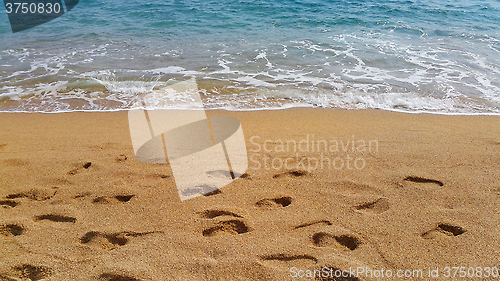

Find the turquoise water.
xmin=1 ymin=0 xmax=499 ymax=113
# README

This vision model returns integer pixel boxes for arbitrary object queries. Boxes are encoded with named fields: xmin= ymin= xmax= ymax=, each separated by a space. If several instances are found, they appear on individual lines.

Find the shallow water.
xmin=1 ymin=0 xmax=499 ymax=114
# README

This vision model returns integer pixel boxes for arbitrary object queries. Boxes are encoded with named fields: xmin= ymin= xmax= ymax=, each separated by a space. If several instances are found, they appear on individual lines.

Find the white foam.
xmin=235 ymin=76 xmax=275 ymax=87
xmin=94 ymin=79 xmax=162 ymax=95
xmin=1 ymin=31 xmax=499 ymax=115
xmin=0 ymin=86 xmax=27 ymax=100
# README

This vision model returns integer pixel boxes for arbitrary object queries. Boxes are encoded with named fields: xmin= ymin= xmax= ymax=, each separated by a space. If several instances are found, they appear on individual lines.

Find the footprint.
xmin=354 ymin=198 xmax=390 ymax=214
xmin=421 ymin=223 xmax=466 ymax=239
xmin=35 ymin=214 xmax=76 ymax=223
xmin=115 ymin=154 xmax=128 ymax=163
xmin=260 ymin=254 xmax=318 ymax=269
xmin=80 ymin=231 xmax=156 ymax=250
xmin=404 ymin=176 xmax=443 ymax=187
xmin=93 ymin=195 xmax=134 ymax=204
xmin=115 ymin=195 xmax=134 ymax=202
xmin=0 ymin=200 xmax=18 ymax=208
xmin=256 ymin=197 xmax=292 ymax=208
xmin=99 ymin=273 xmax=142 ymax=281
xmin=315 ymin=266 xmax=360 ymax=281
xmin=260 ymin=254 xmax=317 ymax=263
xmin=202 ymin=220 xmax=250 ymax=237
xmin=295 ymin=220 xmax=332 ymax=229
xmin=81 ymin=231 xmax=129 ymax=250
xmin=312 ymin=233 xmax=361 ymax=251
xmin=0 ymin=224 xmax=24 ymax=237
xmin=10 ymin=264 xmax=51 ymax=281
xmin=239 ymin=173 xmax=251 ymax=179
xmin=199 ymin=210 xmax=242 ymax=219
xmin=437 ymin=224 xmax=466 ymax=236
xmin=203 ymin=189 xmax=222 ymax=197
xmin=67 ymin=162 xmax=92 ymax=175
xmin=147 ymin=173 xmax=170 ymax=179
xmin=6 ymin=188 xmax=57 ymax=201
xmin=272 ymin=170 xmax=309 ymax=179
xmin=180 ymin=185 xmax=220 ymax=198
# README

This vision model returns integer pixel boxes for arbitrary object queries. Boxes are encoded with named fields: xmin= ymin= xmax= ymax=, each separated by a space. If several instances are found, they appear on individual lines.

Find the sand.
xmin=0 ymin=108 xmax=499 ymax=280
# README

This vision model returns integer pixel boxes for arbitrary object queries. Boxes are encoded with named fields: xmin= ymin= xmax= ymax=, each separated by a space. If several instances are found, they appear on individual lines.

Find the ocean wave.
xmin=1 ymin=0 xmax=499 ymax=114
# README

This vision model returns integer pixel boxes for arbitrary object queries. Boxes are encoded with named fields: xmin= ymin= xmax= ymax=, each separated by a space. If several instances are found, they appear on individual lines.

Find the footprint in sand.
xmin=0 ymin=224 xmax=24 ymax=237
xmin=403 ymin=176 xmax=443 ymax=187
xmin=260 ymin=254 xmax=318 ymax=268
xmin=35 ymin=214 xmax=76 ymax=223
xmin=80 ymin=231 xmax=156 ymax=250
xmin=67 ymin=162 xmax=93 ymax=175
xmin=92 ymin=195 xmax=134 ymax=204
xmin=198 ymin=210 xmax=242 ymax=219
xmin=354 ymin=198 xmax=390 ymax=214
xmin=0 ymin=264 xmax=51 ymax=281
xmin=115 ymin=154 xmax=128 ymax=163
xmin=203 ymin=189 xmax=222 ymax=197
xmin=272 ymin=170 xmax=309 ymax=179
xmin=200 ymin=209 xmax=250 ymax=237
xmin=294 ymin=220 xmax=332 ymax=229
xmin=312 ymin=233 xmax=362 ymax=251
xmin=146 ymin=173 xmax=170 ymax=179
xmin=239 ymin=173 xmax=252 ymax=180
xmin=178 ymin=185 xmax=222 ymax=198
xmin=202 ymin=220 xmax=251 ymax=237
xmin=256 ymin=197 xmax=292 ymax=208
xmin=0 ymin=200 xmax=18 ymax=208
xmin=80 ymin=232 xmax=128 ymax=250
xmin=6 ymin=188 xmax=57 ymax=201
xmin=421 ymin=223 xmax=466 ymax=239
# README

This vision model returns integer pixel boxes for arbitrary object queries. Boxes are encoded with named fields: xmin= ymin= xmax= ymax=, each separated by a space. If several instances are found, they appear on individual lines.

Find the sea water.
xmin=0 ymin=0 xmax=499 ymax=114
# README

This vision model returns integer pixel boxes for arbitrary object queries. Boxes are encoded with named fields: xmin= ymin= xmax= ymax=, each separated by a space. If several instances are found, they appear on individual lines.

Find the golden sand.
xmin=0 ymin=109 xmax=499 ymax=280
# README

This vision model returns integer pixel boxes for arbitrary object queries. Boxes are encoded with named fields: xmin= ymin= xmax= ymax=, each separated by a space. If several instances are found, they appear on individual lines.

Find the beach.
xmin=0 ymin=108 xmax=499 ymax=280
xmin=1 ymin=0 xmax=500 ymax=279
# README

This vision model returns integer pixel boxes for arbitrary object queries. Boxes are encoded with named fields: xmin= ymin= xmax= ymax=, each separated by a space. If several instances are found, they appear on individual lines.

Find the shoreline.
xmin=0 ymin=108 xmax=499 ymax=280
xmin=2 ymin=106 xmax=500 ymax=116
